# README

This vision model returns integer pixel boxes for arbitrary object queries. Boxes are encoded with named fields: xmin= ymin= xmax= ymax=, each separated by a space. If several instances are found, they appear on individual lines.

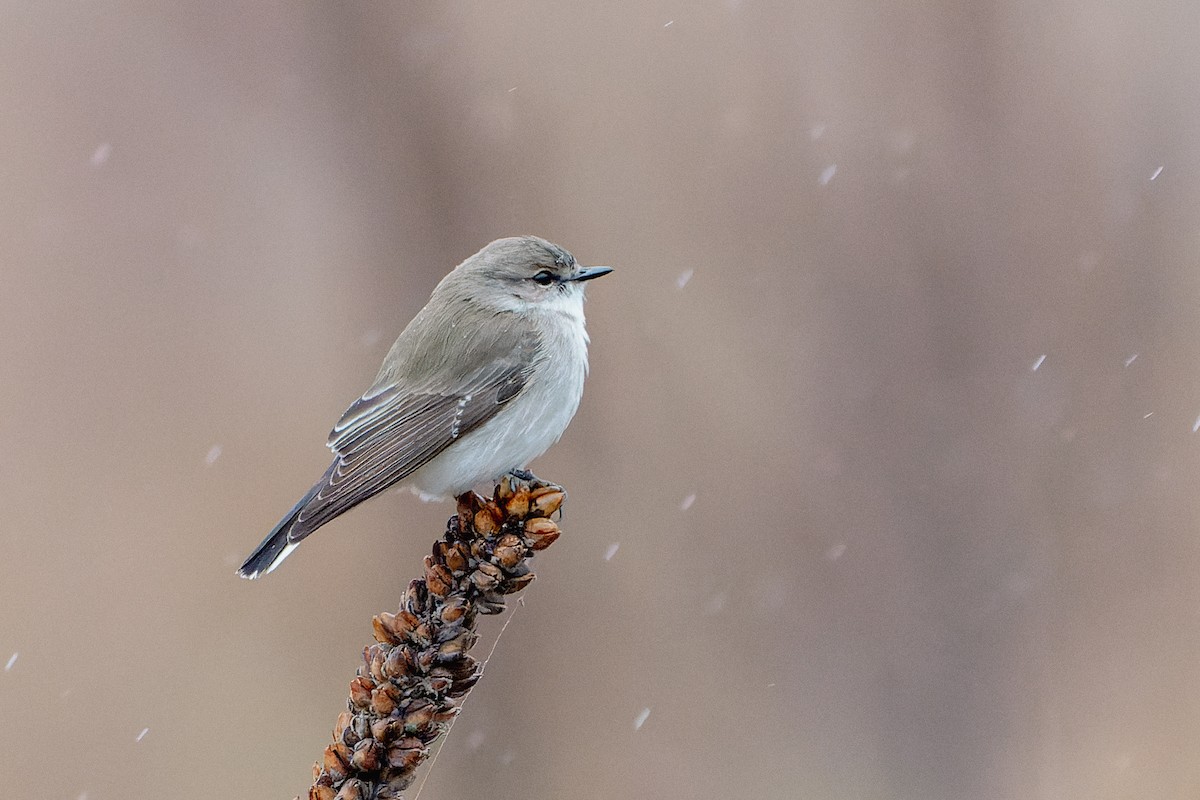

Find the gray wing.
xmin=288 ymin=326 xmax=539 ymax=539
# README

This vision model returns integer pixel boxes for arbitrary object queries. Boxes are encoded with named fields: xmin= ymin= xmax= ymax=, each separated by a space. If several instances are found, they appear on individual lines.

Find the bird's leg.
xmin=508 ymin=468 xmax=537 ymax=482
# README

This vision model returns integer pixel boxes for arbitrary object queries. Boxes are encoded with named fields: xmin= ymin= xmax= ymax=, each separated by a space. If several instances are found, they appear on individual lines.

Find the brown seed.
xmin=350 ymin=738 xmax=383 ymax=772
xmin=386 ymin=743 xmax=428 ymax=771
xmin=439 ymin=596 xmax=468 ymax=624
xmin=368 ymin=646 xmax=389 ymax=682
xmin=310 ymin=785 xmax=336 ymax=800
xmin=394 ymin=610 xmax=421 ymax=637
xmin=374 ymin=717 xmax=408 ymax=744
xmin=423 ymin=555 xmax=452 ymax=596
xmin=431 ymin=703 xmax=460 ymax=724
xmin=473 ymin=507 xmax=500 ymax=535
xmin=431 ymin=539 xmax=450 ymax=565
xmin=529 ymin=486 xmax=565 ymax=516
xmin=370 ymin=717 xmax=390 ymax=742
xmin=523 ymin=517 xmax=561 ymax=550
xmin=447 ymin=668 xmax=482 ymax=697
xmin=493 ymin=543 xmax=522 ymax=570
xmin=427 ymin=675 xmax=453 ymax=694
xmin=470 ymin=568 xmax=499 ymax=591
xmin=504 ymin=487 xmax=531 ymax=518
xmin=371 ymin=686 xmax=396 ymax=716
xmin=495 ymin=475 xmax=516 ymax=502
xmin=382 ymin=646 xmax=411 ymax=680
xmin=476 ymin=593 xmax=507 ymax=614
xmin=504 ymin=572 xmax=536 ymax=592
xmin=333 ymin=710 xmax=353 ymax=742
xmin=404 ymin=702 xmax=436 ymax=734
xmin=348 ymin=676 xmax=374 ymax=709
xmin=334 ymin=779 xmax=364 ymax=800
xmin=323 ymin=744 xmax=348 ymax=780
xmin=339 ymin=724 xmax=359 ymax=749
xmin=444 ymin=543 xmax=469 ymax=574
xmin=437 ymin=629 xmax=479 ymax=655
xmin=493 ymin=533 xmax=525 ymax=568
xmin=402 ymin=579 xmax=428 ymax=616
xmin=371 ymin=613 xmax=399 ymax=645
xmin=456 ymin=491 xmax=483 ymax=529
xmin=437 ymin=652 xmax=478 ymax=681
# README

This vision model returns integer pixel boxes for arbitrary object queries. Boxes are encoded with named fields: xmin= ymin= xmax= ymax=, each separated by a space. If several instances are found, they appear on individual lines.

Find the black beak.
xmin=566 ymin=266 xmax=614 ymax=282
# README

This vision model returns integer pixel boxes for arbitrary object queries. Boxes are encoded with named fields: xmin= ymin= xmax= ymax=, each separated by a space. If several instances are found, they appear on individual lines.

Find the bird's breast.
xmin=405 ymin=312 xmax=590 ymax=498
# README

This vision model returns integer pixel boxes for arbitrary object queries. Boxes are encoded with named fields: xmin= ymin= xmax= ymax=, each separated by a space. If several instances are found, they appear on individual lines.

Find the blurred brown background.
xmin=3 ymin=2 xmax=1200 ymax=798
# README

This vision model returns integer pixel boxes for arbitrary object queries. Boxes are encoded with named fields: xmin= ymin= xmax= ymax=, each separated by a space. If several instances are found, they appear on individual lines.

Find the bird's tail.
xmin=237 ymin=494 xmax=308 ymax=579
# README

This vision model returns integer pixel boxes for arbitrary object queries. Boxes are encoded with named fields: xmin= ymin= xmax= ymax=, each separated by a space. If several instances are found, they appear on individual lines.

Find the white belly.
xmin=404 ymin=310 xmax=589 ymax=498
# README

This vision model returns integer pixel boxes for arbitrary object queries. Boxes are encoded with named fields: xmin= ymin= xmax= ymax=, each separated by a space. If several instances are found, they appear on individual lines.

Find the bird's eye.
xmin=531 ymin=270 xmax=555 ymax=286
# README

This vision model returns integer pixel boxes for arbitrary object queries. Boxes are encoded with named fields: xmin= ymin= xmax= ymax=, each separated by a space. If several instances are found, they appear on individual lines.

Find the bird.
xmin=237 ymin=236 xmax=611 ymax=578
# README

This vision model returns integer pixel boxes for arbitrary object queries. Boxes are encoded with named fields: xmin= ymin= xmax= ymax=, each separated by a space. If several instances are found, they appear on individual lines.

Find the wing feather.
xmin=288 ymin=324 xmax=541 ymax=541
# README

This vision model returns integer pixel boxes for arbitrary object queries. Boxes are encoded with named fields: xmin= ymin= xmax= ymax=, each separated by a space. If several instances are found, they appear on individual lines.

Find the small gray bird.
xmin=237 ymin=236 xmax=611 ymax=578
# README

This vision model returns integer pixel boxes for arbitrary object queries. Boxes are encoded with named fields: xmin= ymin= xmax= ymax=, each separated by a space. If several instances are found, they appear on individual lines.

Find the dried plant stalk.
xmin=301 ymin=475 xmax=566 ymax=800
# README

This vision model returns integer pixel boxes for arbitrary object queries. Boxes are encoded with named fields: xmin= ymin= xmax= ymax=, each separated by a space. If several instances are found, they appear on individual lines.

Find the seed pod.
xmin=367 ymin=645 xmax=388 ymax=682
xmin=437 ymin=629 xmax=479 ymax=656
xmin=523 ymin=517 xmax=561 ymax=550
xmin=434 ymin=652 xmax=478 ymax=681
xmin=427 ymin=674 xmax=453 ymax=694
xmin=372 ymin=717 xmax=408 ymax=745
xmin=310 ymin=785 xmax=336 ymax=800
xmin=322 ymin=744 xmax=348 ymax=782
xmin=431 ymin=703 xmax=460 ymax=724
xmin=503 ymin=486 xmax=531 ymax=518
xmin=503 ymin=571 xmax=536 ymax=592
xmin=348 ymin=676 xmax=374 ymax=709
xmin=473 ymin=506 xmax=501 ymax=535
xmin=371 ymin=613 xmax=400 ymax=645
xmin=382 ymin=646 xmax=411 ymax=680
xmin=386 ymin=743 xmax=428 ymax=771
xmin=470 ymin=565 xmax=500 ymax=591
xmin=475 ymin=593 xmax=507 ymax=614
xmin=495 ymin=475 xmax=516 ymax=502
xmin=425 ymin=560 xmax=453 ymax=597
xmin=333 ymin=779 xmax=364 ymax=800
xmin=402 ymin=579 xmax=428 ymax=616
xmin=493 ymin=534 xmax=525 ymax=569
xmin=333 ymin=710 xmax=353 ymax=743
xmin=371 ymin=686 xmax=396 ymax=715
xmin=439 ymin=595 xmax=469 ymax=624
xmin=350 ymin=738 xmax=383 ymax=772
xmin=529 ymin=486 xmax=565 ymax=516
xmin=446 ymin=667 xmax=482 ymax=697
xmin=376 ymin=781 xmax=409 ymax=799
xmin=404 ymin=701 xmax=435 ymax=734
xmin=443 ymin=543 xmax=469 ymax=574
xmin=456 ymin=492 xmax=483 ymax=529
